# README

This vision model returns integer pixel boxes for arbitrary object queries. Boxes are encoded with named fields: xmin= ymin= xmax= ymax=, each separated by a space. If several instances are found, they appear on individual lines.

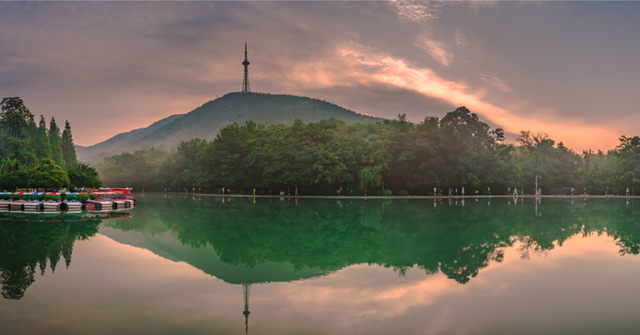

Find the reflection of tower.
xmin=242 ymin=42 xmax=251 ymax=92
xmin=242 ymin=284 xmax=251 ymax=334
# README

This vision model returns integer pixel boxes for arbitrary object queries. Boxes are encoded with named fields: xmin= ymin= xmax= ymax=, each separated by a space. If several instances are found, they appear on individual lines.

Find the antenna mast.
xmin=242 ymin=42 xmax=251 ymax=92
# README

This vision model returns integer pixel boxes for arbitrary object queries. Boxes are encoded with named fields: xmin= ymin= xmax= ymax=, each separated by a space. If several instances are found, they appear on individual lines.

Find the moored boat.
xmin=85 ymin=199 xmax=113 ymax=210
xmin=10 ymin=199 xmax=25 ymax=211
xmin=43 ymin=200 xmax=62 ymax=211
xmin=0 ymin=200 xmax=9 ymax=210
xmin=62 ymin=200 xmax=83 ymax=211
xmin=24 ymin=200 xmax=43 ymax=212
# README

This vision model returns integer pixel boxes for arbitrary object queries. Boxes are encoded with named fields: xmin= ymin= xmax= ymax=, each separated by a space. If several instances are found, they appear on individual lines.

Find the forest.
xmin=98 ymin=106 xmax=640 ymax=196
xmin=0 ymin=97 xmax=101 ymax=191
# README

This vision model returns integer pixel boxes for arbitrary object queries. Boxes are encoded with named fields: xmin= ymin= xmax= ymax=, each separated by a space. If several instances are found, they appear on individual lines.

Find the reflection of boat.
xmin=62 ymin=200 xmax=83 ymax=211
xmin=24 ymin=200 xmax=44 ymax=211
xmin=10 ymin=200 xmax=25 ymax=211
xmin=43 ymin=200 xmax=62 ymax=211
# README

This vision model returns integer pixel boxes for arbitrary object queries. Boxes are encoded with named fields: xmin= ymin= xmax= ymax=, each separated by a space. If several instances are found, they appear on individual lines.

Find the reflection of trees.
xmin=0 ymin=218 xmax=101 ymax=300
xmin=106 ymin=196 xmax=640 ymax=285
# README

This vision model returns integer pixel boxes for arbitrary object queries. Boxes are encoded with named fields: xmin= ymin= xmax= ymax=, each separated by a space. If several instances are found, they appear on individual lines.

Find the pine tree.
xmin=61 ymin=120 xmax=77 ymax=169
xmin=32 ymin=115 xmax=53 ymax=161
xmin=48 ymin=117 xmax=65 ymax=167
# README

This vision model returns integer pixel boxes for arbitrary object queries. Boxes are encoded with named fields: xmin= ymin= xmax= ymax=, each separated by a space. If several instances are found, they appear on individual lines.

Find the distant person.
xmin=461 ymin=187 xmax=465 ymax=196
xmin=222 ymin=187 xmax=225 ymax=195
xmin=627 ymin=188 xmax=631 ymax=196
xmin=269 ymin=188 xmax=272 ymax=195
xmin=253 ymin=188 xmax=256 ymax=196
xmin=455 ymin=188 xmax=458 ymax=196
xmin=508 ymin=187 xmax=511 ymax=195
xmin=295 ymin=188 xmax=298 ymax=196
xmin=488 ymin=186 xmax=491 ymax=195
xmin=513 ymin=188 xmax=518 ymax=196
xmin=448 ymin=188 xmax=452 ymax=196
xmin=434 ymin=187 xmax=437 ymax=196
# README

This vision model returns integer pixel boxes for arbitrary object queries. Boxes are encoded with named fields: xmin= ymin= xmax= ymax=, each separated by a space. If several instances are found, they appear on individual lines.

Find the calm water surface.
xmin=2 ymin=194 xmax=640 ymax=334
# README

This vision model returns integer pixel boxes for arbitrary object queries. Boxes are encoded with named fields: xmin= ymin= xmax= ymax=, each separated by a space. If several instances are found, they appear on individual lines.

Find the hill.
xmin=77 ymin=92 xmax=384 ymax=162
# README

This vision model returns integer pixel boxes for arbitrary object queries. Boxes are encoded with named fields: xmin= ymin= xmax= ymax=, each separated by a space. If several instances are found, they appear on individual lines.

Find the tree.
xmin=67 ymin=163 xmax=102 ymax=189
xmin=61 ymin=120 xmax=78 ymax=169
xmin=28 ymin=158 xmax=70 ymax=189
xmin=0 ymin=97 xmax=34 ymax=139
xmin=32 ymin=115 xmax=53 ymax=161
xmin=48 ymin=117 xmax=65 ymax=167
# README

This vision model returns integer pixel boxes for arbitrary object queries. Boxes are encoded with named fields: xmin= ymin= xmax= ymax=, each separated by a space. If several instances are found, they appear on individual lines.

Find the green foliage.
xmin=68 ymin=163 xmax=102 ymax=189
xmin=80 ymin=194 xmax=89 ymax=202
xmin=61 ymin=120 xmax=77 ymax=169
xmin=383 ymin=189 xmax=392 ymax=196
xmin=0 ymin=170 xmax=28 ymax=192
xmin=28 ymin=158 xmax=70 ymax=189
xmin=97 ymin=147 xmax=168 ymax=190
xmin=398 ymin=190 xmax=409 ymax=196
xmin=48 ymin=117 xmax=65 ymax=167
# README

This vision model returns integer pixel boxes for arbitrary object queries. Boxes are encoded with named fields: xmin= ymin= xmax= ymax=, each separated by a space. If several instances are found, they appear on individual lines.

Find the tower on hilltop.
xmin=242 ymin=42 xmax=251 ymax=92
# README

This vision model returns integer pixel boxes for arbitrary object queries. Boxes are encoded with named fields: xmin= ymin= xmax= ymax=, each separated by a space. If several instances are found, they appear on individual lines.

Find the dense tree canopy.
xmin=0 ymin=97 xmax=97 ymax=191
xmin=95 ymin=106 xmax=640 ymax=195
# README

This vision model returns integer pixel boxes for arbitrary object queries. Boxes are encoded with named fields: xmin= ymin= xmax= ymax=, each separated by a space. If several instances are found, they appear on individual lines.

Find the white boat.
xmin=63 ymin=200 xmax=83 ymax=211
xmin=0 ymin=200 xmax=9 ymax=210
xmin=24 ymin=201 xmax=43 ymax=211
xmin=9 ymin=200 xmax=25 ymax=211
xmin=111 ymin=199 xmax=126 ymax=209
xmin=85 ymin=199 xmax=113 ymax=210
xmin=123 ymin=199 xmax=135 ymax=208
xmin=43 ymin=200 xmax=62 ymax=211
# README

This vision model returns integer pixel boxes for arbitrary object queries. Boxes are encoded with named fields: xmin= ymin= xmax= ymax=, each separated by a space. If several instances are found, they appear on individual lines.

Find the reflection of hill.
xmin=100 ymin=226 xmax=331 ymax=285
xmin=0 ymin=214 xmax=102 ymax=300
xmin=105 ymin=195 xmax=640 ymax=286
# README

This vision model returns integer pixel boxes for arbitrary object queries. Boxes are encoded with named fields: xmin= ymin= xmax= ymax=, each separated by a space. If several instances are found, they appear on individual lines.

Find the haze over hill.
xmin=76 ymin=92 xmax=385 ymax=164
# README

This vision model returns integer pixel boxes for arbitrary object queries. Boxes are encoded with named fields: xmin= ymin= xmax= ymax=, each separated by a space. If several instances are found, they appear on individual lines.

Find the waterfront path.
xmin=165 ymin=193 xmax=639 ymax=200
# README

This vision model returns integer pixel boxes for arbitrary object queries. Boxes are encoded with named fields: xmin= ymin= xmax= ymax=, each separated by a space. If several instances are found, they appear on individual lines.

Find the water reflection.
xmin=3 ymin=196 xmax=640 ymax=299
xmin=98 ymin=195 xmax=640 ymax=287
xmin=0 ymin=213 xmax=102 ymax=300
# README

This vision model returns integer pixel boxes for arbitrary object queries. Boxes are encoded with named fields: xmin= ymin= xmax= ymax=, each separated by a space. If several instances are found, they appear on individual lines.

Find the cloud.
xmin=480 ymin=73 xmax=511 ymax=92
xmin=415 ymin=32 xmax=454 ymax=66
xmin=321 ymin=43 xmax=619 ymax=151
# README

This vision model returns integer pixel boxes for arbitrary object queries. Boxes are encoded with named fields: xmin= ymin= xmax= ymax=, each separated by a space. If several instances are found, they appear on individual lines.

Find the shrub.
xmin=398 ymin=190 xmax=409 ymax=196
xmin=375 ymin=190 xmax=383 ymax=196
xmin=80 ymin=194 xmax=90 ymax=202
xmin=89 ymin=194 xmax=97 ymax=200
xmin=383 ymin=189 xmax=392 ymax=196
xmin=0 ymin=193 xmax=10 ymax=200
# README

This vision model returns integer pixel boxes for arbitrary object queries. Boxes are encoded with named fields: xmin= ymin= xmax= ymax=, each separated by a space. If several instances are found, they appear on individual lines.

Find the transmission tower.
xmin=242 ymin=42 xmax=251 ymax=92
xmin=242 ymin=284 xmax=251 ymax=333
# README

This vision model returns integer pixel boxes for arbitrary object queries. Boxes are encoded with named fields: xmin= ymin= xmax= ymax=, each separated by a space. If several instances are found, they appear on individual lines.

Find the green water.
xmin=2 ymin=194 xmax=640 ymax=334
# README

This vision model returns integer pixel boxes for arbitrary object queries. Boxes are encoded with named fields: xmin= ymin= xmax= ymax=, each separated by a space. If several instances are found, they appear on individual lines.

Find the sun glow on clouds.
xmin=306 ymin=44 xmax=618 ymax=151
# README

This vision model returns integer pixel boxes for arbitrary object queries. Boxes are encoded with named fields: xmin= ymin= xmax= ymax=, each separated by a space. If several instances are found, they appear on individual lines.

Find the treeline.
xmin=0 ymin=97 xmax=102 ymax=191
xmin=97 ymin=106 xmax=640 ymax=196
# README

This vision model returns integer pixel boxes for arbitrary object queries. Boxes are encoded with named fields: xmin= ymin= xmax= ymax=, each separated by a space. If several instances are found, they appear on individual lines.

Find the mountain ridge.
xmin=76 ymin=92 xmax=386 ymax=163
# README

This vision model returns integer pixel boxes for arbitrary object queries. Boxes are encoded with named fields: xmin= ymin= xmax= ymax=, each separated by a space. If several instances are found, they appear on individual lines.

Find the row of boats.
xmin=0 ymin=188 xmax=136 ymax=213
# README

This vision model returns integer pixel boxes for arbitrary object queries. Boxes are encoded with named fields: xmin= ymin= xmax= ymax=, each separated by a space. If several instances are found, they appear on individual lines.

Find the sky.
xmin=1 ymin=1 xmax=638 ymax=151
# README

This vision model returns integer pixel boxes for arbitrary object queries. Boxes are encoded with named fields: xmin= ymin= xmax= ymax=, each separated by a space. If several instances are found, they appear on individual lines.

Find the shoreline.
xmin=150 ymin=193 xmax=639 ymax=200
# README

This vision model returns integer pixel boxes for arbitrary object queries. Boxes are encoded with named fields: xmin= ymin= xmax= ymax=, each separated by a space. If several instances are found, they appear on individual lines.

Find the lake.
xmin=2 ymin=194 xmax=640 ymax=334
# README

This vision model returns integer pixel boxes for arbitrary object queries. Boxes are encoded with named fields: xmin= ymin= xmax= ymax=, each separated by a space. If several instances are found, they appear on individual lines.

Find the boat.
xmin=0 ymin=200 xmax=9 ymax=210
xmin=111 ymin=199 xmax=126 ymax=209
xmin=10 ymin=199 xmax=25 ymax=211
xmin=62 ymin=200 xmax=83 ymax=211
xmin=24 ymin=200 xmax=43 ymax=212
xmin=43 ymin=200 xmax=62 ymax=211
xmin=85 ymin=199 xmax=113 ymax=210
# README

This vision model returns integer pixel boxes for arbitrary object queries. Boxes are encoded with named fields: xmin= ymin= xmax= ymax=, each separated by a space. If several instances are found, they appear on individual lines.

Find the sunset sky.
xmin=1 ymin=1 xmax=638 ymax=150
